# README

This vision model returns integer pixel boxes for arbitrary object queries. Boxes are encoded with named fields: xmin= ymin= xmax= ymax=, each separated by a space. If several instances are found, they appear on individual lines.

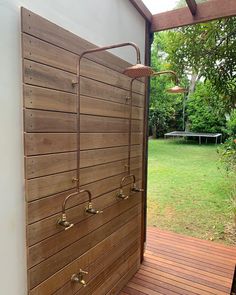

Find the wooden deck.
xmin=121 ymin=227 xmax=236 ymax=295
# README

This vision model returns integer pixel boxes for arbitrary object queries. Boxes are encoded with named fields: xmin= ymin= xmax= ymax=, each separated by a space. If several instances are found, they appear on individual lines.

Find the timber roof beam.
xmin=151 ymin=0 xmax=236 ymax=32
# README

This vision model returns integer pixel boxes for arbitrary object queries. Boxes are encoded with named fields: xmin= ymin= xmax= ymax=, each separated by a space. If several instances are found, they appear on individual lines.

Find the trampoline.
xmin=164 ymin=131 xmax=222 ymax=144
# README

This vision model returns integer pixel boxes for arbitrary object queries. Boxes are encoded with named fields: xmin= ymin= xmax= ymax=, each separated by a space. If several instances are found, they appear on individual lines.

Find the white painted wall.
xmin=0 ymin=1 xmax=146 ymax=294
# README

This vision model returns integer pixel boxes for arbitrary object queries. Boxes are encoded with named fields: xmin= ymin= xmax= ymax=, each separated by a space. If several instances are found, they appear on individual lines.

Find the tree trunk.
xmin=152 ymin=125 xmax=157 ymax=139
xmin=185 ymin=72 xmax=199 ymax=131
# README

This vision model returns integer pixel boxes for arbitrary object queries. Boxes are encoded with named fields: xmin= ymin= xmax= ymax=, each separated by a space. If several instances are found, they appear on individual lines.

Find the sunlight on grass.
xmin=147 ymin=139 xmax=235 ymax=245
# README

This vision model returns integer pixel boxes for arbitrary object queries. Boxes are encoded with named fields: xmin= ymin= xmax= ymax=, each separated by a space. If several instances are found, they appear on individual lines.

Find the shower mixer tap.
xmin=132 ymin=182 xmax=144 ymax=193
xmin=117 ymin=174 xmax=143 ymax=199
xmin=57 ymin=191 xmax=79 ymax=230
xmin=57 ymin=213 xmax=74 ymax=230
xmin=116 ymin=188 xmax=129 ymax=200
xmin=57 ymin=189 xmax=102 ymax=230
xmin=84 ymin=189 xmax=103 ymax=215
xmin=71 ymin=269 xmax=88 ymax=287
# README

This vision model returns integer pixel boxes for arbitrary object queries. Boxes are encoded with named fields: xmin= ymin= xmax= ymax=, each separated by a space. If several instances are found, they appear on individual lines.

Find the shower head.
xmin=123 ymin=64 xmax=154 ymax=78
xmin=151 ymin=70 xmax=187 ymax=94
xmin=167 ymin=85 xmax=188 ymax=94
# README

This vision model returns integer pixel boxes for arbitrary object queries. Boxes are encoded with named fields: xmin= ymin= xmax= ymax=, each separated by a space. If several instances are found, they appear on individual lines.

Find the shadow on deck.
xmin=121 ymin=227 xmax=236 ymax=295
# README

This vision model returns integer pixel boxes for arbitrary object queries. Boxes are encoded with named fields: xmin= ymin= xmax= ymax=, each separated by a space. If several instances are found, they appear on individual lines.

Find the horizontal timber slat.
xmin=26 ymin=157 xmax=142 ymax=201
xmin=25 ymin=132 xmax=143 ymax=155
xmin=80 ymin=77 xmax=144 ymax=108
xmin=27 ymin=182 xmax=142 ymax=245
xmin=25 ymin=109 xmax=142 ymax=133
xmin=24 ymin=60 xmax=76 ymax=93
xmin=90 ymin=252 xmax=139 ymax=295
xmin=22 ymin=7 xmax=147 ymax=293
xmin=28 ymin=203 xmax=141 ymax=288
xmin=23 ymin=85 xmax=77 ymax=113
xmin=24 ymin=82 xmax=144 ymax=114
xmin=21 ymin=8 xmax=145 ymax=82
xmin=27 ymin=167 xmax=142 ymax=224
xmin=22 ymin=33 xmax=77 ymax=74
xmin=24 ymin=109 xmax=77 ymax=133
xmin=80 ymin=114 xmax=129 ymax=133
xmin=73 ymin=245 xmax=140 ymax=295
xmin=80 ymin=95 xmax=144 ymax=120
xmin=81 ymin=58 xmax=145 ymax=95
xmin=25 ymin=145 xmax=142 ymax=179
xmin=23 ymin=36 xmax=145 ymax=95
xmin=108 ymin=262 xmax=139 ymax=295
xmin=29 ymin=215 xmax=140 ymax=295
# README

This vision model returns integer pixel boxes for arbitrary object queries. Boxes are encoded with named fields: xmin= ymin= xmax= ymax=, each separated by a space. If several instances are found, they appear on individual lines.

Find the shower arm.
xmin=152 ymin=70 xmax=179 ymax=85
xmin=127 ymin=78 xmax=136 ymax=175
xmin=79 ymin=42 xmax=141 ymax=65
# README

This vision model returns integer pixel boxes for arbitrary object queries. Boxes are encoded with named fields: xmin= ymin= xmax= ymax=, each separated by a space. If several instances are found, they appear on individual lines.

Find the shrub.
xmin=226 ymin=109 xmax=236 ymax=137
xmin=187 ymin=81 xmax=227 ymax=134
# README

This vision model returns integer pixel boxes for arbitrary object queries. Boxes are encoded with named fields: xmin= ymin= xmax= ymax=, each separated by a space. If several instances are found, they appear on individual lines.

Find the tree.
xmin=149 ymin=33 xmax=183 ymax=137
xmin=163 ymin=17 xmax=236 ymax=108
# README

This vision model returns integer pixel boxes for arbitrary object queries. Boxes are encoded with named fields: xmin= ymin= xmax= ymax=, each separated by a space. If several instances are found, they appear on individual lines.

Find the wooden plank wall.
xmin=22 ymin=8 xmax=146 ymax=295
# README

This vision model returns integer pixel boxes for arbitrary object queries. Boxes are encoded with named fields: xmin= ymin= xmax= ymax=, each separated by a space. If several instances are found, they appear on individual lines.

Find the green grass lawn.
xmin=147 ymin=139 xmax=236 ymax=245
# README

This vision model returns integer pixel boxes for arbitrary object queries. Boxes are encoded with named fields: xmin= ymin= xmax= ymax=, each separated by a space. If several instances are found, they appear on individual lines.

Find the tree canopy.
xmin=162 ymin=18 xmax=236 ymax=107
xmin=149 ymin=13 xmax=236 ymax=138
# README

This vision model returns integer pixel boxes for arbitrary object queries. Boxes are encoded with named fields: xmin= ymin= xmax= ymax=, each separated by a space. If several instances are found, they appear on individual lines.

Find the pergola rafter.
xmin=129 ymin=0 xmax=236 ymax=32
xmin=186 ymin=0 xmax=197 ymax=16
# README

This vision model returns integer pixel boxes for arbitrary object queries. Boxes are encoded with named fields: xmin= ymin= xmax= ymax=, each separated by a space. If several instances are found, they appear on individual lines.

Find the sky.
xmin=142 ymin=0 xmax=180 ymax=14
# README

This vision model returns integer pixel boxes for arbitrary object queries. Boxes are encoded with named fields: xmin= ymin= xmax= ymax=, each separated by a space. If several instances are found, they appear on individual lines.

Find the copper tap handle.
xmin=65 ymin=223 xmax=74 ymax=230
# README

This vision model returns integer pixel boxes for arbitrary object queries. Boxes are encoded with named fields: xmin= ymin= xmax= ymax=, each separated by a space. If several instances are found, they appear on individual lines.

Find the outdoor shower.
xmin=57 ymin=42 xmax=154 ymax=230
xmin=57 ymin=41 xmax=186 ymax=230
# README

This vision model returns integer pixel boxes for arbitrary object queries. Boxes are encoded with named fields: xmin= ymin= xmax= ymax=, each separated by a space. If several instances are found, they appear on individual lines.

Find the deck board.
xmin=121 ymin=227 xmax=236 ymax=295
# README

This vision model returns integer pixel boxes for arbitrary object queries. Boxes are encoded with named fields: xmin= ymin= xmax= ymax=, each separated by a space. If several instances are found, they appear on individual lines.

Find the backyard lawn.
xmin=147 ymin=139 xmax=236 ymax=245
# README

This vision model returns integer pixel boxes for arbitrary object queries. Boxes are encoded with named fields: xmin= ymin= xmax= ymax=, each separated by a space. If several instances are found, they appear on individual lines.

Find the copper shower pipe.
xmin=127 ymin=78 xmax=136 ymax=175
xmin=152 ymin=70 xmax=187 ymax=94
xmin=74 ymin=42 xmax=147 ymax=191
xmin=57 ymin=187 xmax=104 ymax=230
xmin=152 ymin=70 xmax=179 ymax=84
xmin=126 ymin=70 xmax=179 ymax=175
xmin=126 ymin=70 xmax=185 ymax=178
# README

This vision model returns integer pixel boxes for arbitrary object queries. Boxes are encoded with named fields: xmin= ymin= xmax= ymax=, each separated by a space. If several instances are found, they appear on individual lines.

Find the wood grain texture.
xmin=28 ymin=182 xmax=142 ymax=246
xmin=24 ymin=133 xmax=77 ymax=156
xmin=81 ymin=58 xmax=145 ymax=95
xmin=29 ymin=203 xmax=141 ymax=288
xmin=27 ymin=168 xmax=142 ymax=224
xmin=122 ymin=228 xmax=236 ymax=295
xmin=29 ymin=215 xmax=140 ymax=295
xmin=80 ymin=95 xmax=143 ymax=120
xmin=25 ymin=145 xmax=141 ymax=179
xmin=26 ymin=170 xmax=77 ymax=201
xmin=23 ymin=84 xmax=77 ymax=113
xmin=151 ymin=0 xmax=236 ymax=32
xmin=80 ymin=114 xmax=129 ymax=133
xmin=25 ymin=132 xmax=143 ymax=155
xmin=21 ymin=8 xmax=145 ymax=81
xmin=24 ymin=109 xmax=77 ymax=133
xmin=80 ymin=77 xmax=144 ymax=108
xmin=26 ymin=156 xmax=141 ymax=201
xmin=23 ymin=60 xmax=76 ymax=93
xmin=22 ymin=33 xmax=77 ymax=74
xmin=76 ymin=247 xmax=140 ymax=295
xmin=22 ymin=7 xmax=146 ymax=294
